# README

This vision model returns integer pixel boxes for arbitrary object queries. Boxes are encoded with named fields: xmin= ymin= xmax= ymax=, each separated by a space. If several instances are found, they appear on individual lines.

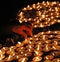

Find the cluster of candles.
xmin=17 ymin=1 xmax=60 ymax=28
xmin=0 ymin=1 xmax=60 ymax=62
xmin=0 ymin=30 xmax=60 ymax=62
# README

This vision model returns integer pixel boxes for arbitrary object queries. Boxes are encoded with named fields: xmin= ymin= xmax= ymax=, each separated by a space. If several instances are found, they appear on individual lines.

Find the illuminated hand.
xmin=12 ymin=25 xmax=33 ymax=39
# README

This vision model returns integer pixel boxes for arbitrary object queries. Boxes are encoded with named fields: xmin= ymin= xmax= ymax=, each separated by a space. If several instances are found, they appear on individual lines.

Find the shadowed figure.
xmin=0 ymin=23 xmax=33 ymax=46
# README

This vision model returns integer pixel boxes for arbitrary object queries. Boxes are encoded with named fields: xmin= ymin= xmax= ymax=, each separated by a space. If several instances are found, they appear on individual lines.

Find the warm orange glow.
xmin=12 ymin=25 xmax=33 ymax=39
xmin=0 ymin=1 xmax=60 ymax=62
xmin=17 ymin=1 xmax=60 ymax=28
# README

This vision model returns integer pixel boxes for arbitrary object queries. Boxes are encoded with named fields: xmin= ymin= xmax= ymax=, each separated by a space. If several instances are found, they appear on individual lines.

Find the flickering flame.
xmin=17 ymin=1 xmax=60 ymax=28
xmin=0 ymin=1 xmax=60 ymax=62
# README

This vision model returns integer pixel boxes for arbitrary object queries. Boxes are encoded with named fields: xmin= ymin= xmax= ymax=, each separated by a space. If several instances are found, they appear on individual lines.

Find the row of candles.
xmin=17 ymin=1 xmax=60 ymax=28
xmin=0 ymin=30 xmax=60 ymax=62
xmin=0 ymin=1 xmax=60 ymax=62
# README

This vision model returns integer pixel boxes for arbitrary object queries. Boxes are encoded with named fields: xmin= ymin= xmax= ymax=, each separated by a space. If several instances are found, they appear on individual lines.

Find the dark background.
xmin=0 ymin=0 xmax=60 ymax=46
xmin=0 ymin=0 xmax=59 ymax=24
xmin=0 ymin=0 xmax=60 ymax=34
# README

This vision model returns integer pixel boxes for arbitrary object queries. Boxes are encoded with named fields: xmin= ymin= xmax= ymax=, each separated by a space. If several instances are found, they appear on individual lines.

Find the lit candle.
xmin=33 ymin=56 xmax=42 ymax=61
xmin=0 ymin=54 xmax=5 ymax=60
xmin=18 ymin=57 xmax=28 ymax=62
